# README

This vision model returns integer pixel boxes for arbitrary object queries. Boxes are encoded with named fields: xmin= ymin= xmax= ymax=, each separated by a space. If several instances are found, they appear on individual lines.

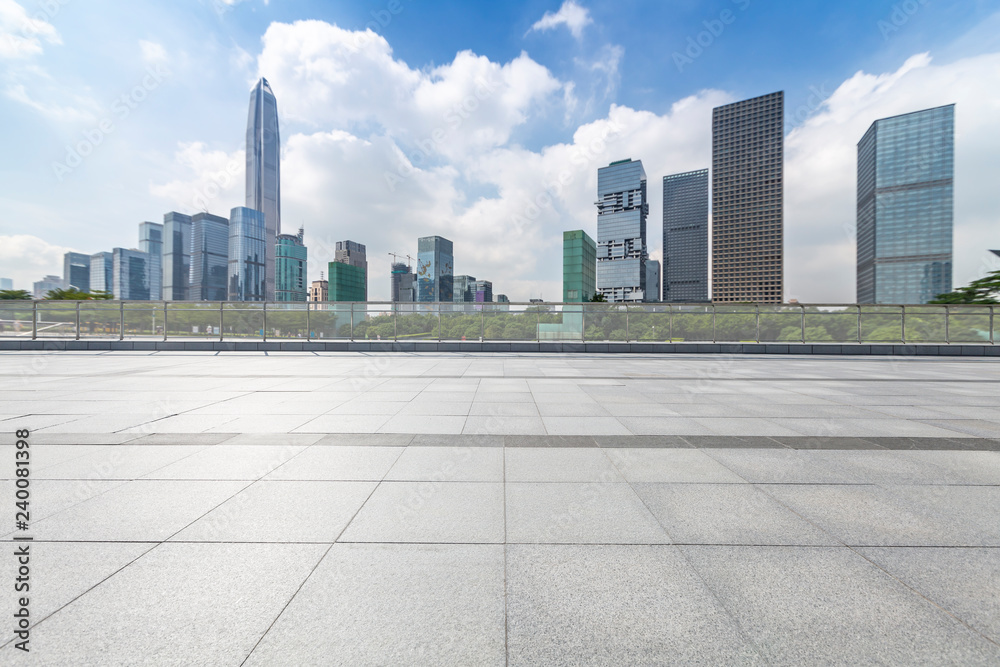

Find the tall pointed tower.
xmin=246 ymin=77 xmax=281 ymax=300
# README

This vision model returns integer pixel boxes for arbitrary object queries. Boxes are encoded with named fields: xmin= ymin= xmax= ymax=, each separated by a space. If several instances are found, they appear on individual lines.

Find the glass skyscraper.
xmin=191 ymin=213 xmax=229 ymax=301
xmin=857 ymin=105 xmax=954 ymax=304
xmin=228 ymin=207 xmax=267 ymax=302
xmin=276 ymin=228 xmax=308 ymax=302
xmin=563 ymin=230 xmax=596 ymax=303
xmin=712 ymin=91 xmax=784 ymax=303
xmin=112 ymin=249 xmax=155 ymax=300
xmin=89 ymin=252 xmax=113 ymax=295
xmin=63 ymin=252 xmax=90 ymax=292
xmin=663 ymin=169 xmax=709 ymax=302
xmin=596 ymin=159 xmax=649 ymax=302
xmin=334 ymin=241 xmax=367 ymax=301
xmin=163 ymin=212 xmax=192 ymax=301
xmin=391 ymin=262 xmax=417 ymax=303
xmin=417 ymin=236 xmax=454 ymax=302
xmin=138 ymin=221 xmax=163 ymax=300
xmin=646 ymin=260 xmax=661 ymax=303
xmin=329 ymin=261 xmax=366 ymax=302
xmin=246 ymin=78 xmax=280 ymax=300
xmin=454 ymin=275 xmax=477 ymax=303
xmin=474 ymin=280 xmax=493 ymax=303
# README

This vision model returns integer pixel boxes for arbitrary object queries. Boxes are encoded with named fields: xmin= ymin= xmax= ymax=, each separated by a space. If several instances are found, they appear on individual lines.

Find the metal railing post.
xmin=32 ymin=301 xmax=37 ymax=340
xmin=75 ymin=301 xmax=81 ymax=340
xmin=219 ymin=302 xmax=224 ymax=341
xmin=262 ymin=302 xmax=267 ymax=342
xmin=857 ymin=305 xmax=862 ymax=343
xmin=163 ymin=302 xmax=168 ymax=341
xmin=581 ymin=304 xmax=586 ymax=343
xmin=668 ymin=305 xmax=673 ymax=342
xmin=800 ymin=304 xmax=806 ymax=343
xmin=437 ymin=303 xmax=442 ymax=342
xmin=755 ymin=304 xmax=760 ymax=343
xmin=350 ymin=304 xmax=355 ymax=341
xmin=394 ymin=305 xmax=398 ymax=342
xmin=119 ymin=302 xmax=124 ymax=340
xmin=713 ymin=306 xmax=717 ymax=343
xmin=481 ymin=307 xmax=485 ymax=342
xmin=991 ymin=306 xmax=995 ymax=345
xmin=626 ymin=306 xmax=630 ymax=342
xmin=901 ymin=305 xmax=906 ymax=344
xmin=306 ymin=303 xmax=311 ymax=339
xmin=945 ymin=305 xmax=950 ymax=344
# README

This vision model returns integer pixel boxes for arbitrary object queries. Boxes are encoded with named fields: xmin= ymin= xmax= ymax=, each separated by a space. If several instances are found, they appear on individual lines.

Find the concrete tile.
xmin=463 ymin=415 xmax=546 ymax=435
xmin=0 ymin=543 xmax=327 ymax=665
xmin=507 ymin=545 xmax=763 ymax=666
xmin=607 ymin=448 xmax=748 ymax=483
xmin=506 ymin=483 xmax=668 ymax=544
xmin=264 ymin=445 xmax=403 ymax=481
xmin=327 ymin=400 xmax=408 ymax=416
xmin=378 ymin=415 xmax=467 ymax=434
xmin=118 ymin=414 xmax=239 ymax=434
xmin=0 ymin=479 xmax=124 ymax=528
xmin=505 ymin=448 xmax=623 ymax=482
xmin=633 ymin=483 xmax=837 ymax=546
xmin=693 ymin=417 xmax=807 ymax=437
xmin=396 ymin=401 xmax=472 ymax=416
xmin=30 ymin=480 xmax=248 ymax=541
xmin=125 ymin=433 xmax=237 ymax=446
xmin=145 ymin=444 xmax=307 ymax=480
xmin=35 ymin=444 xmax=209 ymax=480
xmin=469 ymin=402 xmax=539 ymax=416
xmin=617 ymin=416 xmax=716 ymax=435
xmin=681 ymin=545 xmax=1000 ymax=665
xmin=245 ymin=544 xmax=505 ymax=666
xmin=541 ymin=416 xmax=632 ymax=435
xmin=292 ymin=414 xmax=392 ymax=433
xmin=536 ymin=402 xmax=611 ymax=417
xmin=385 ymin=446 xmax=504 ymax=482
xmin=203 ymin=414 xmax=317 ymax=433
xmin=856 ymin=547 xmax=1000 ymax=642
xmin=174 ymin=481 xmax=376 ymax=543
xmin=215 ymin=433 xmax=324 ymax=447
xmin=807 ymin=449 xmax=1000 ymax=485
xmin=601 ymin=403 xmax=681 ymax=417
xmin=339 ymin=482 xmax=504 ymax=543
xmin=704 ymin=448 xmax=863 ymax=484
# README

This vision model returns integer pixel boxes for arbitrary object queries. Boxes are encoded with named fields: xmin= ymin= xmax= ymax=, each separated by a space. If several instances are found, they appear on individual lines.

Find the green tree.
xmin=930 ymin=269 xmax=1000 ymax=304
xmin=0 ymin=289 xmax=32 ymax=300
xmin=589 ymin=292 xmax=606 ymax=302
xmin=43 ymin=288 xmax=113 ymax=300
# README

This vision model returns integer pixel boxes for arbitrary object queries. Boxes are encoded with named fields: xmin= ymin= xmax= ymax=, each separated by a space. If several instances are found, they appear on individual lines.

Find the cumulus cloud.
xmin=527 ymin=1 xmax=593 ymax=40
xmin=0 ymin=234 xmax=75 ymax=290
xmin=149 ymin=142 xmax=245 ymax=215
xmin=139 ymin=40 xmax=167 ymax=65
xmin=0 ymin=0 xmax=61 ymax=59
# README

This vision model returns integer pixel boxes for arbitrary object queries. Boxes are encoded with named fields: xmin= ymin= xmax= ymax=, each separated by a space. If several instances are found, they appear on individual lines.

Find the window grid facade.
xmin=228 ymin=207 xmax=267 ymax=302
xmin=276 ymin=229 xmax=308 ymax=302
xmin=563 ymin=230 xmax=597 ymax=303
xmin=856 ymin=105 xmax=954 ymax=304
xmin=596 ymin=159 xmax=650 ymax=303
xmin=711 ymin=91 xmax=784 ymax=303
xmin=246 ymin=78 xmax=280 ymax=300
xmin=63 ymin=252 xmax=90 ymax=293
xmin=663 ymin=169 xmax=709 ymax=303
xmin=138 ymin=222 xmax=163 ymax=301
xmin=417 ymin=236 xmax=454 ymax=302
xmin=191 ymin=213 xmax=229 ymax=301
xmin=163 ymin=212 xmax=192 ymax=301
xmin=329 ymin=261 xmax=367 ymax=302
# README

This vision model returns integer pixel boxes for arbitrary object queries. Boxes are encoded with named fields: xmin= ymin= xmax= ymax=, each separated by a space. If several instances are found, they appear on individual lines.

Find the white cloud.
xmin=139 ymin=40 xmax=167 ymax=65
xmin=149 ymin=142 xmax=245 ymax=215
xmin=0 ymin=234 xmax=75 ymax=290
xmin=0 ymin=0 xmax=61 ymax=59
xmin=528 ymin=1 xmax=593 ymax=40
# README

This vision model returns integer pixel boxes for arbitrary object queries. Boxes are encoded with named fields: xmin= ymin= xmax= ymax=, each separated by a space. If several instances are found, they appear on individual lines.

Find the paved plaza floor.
xmin=1 ymin=351 xmax=999 ymax=664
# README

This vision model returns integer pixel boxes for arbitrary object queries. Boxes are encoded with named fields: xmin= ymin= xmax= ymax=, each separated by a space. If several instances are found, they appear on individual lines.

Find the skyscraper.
xmin=276 ymin=228 xmax=308 ymax=302
xmin=62 ymin=252 xmax=90 ymax=292
xmin=33 ymin=275 xmax=64 ymax=299
xmin=191 ymin=213 xmax=229 ymax=301
xmin=417 ymin=236 xmax=454 ymax=302
xmin=334 ymin=241 xmax=367 ymax=301
xmin=712 ymin=91 xmax=784 ymax=303
xmin=663 ymin=169 xmax=709 ymax=302
xmin=646 ymin=260 xmax=661 ymax=302
xmin=857 ymin=105 xmax=955 ymax=304
xmin=163 ymin=212 xmax=192 ymax=301
xmin=112 ymin=249 xmax=155 ymax=300
xmin=246 ymin=78 xmax=280 ymax=300
xmin=89 ymin=252 xmax=113 ymax=295
xmin=138 ymin=221 xmax=163 ymax=300
xmin=454 ymin=275 xmax=477 ymax=303
xmin=228 ymin=207 xmax=267 ymax=302
xmin=563 ymin=230 xmax=596 ymax=303
xmin=391 ymin=262 xmax=417 ymax=303
xmin=596 ymin=159 xmax=650 ymax=302
xmin=329 ymin=261 xmax=366 ymax=302
xmin=309 ymin=279 xmax=328 ymax=304
xmin=474 ymin=280 xmax=493 ymax=303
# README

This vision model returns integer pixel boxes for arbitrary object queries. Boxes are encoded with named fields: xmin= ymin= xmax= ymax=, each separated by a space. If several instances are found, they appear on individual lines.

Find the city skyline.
xmin=1 ymin=2 xmax=998 ymax=302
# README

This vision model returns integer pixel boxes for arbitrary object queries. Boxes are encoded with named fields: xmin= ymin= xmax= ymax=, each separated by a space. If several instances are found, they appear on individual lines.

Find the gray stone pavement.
xmin=0 ymin=351 xmax=999 ymax=664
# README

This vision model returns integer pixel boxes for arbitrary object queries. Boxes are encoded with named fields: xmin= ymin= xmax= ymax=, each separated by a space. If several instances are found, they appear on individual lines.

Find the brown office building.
xmin=711 ymin=91 xmax=784 ymax=303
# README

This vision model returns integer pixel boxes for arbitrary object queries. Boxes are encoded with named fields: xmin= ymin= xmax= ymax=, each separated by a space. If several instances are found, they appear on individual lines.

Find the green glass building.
xmin=563 ymin=230 xmax=596 ymax=302
xmin=276 ymin=229 xmax=308 ymax=302
xmin=329 ymin=261 xmax=366 ymax=302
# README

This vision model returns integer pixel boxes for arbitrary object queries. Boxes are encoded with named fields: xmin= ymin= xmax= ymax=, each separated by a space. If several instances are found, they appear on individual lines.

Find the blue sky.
xmin=1 ymin=0 xmax=999 ymax=300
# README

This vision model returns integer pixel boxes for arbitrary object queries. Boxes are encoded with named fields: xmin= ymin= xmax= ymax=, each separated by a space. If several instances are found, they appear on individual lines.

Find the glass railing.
xmin=0 ymin=301 xmax=994 ymax=345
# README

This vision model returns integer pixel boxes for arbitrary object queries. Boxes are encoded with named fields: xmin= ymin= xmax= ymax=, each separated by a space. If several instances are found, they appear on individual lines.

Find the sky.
xmin=1 ymin=0 xmax=998 ymax=301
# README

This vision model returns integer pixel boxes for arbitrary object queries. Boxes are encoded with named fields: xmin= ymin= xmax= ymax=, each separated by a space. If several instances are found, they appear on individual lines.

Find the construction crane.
xmin=388 ymin=252 xmax=415 ymax=270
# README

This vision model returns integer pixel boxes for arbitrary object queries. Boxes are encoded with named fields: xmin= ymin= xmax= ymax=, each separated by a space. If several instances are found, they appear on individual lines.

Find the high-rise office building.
xmin=646 ymin=260 xmax=661 ymax=302
xmin=276 ymin=228 xmax=308 ymax=302
xmin=391 ymin=262 xmax=417 ymax=303
xmin=163 ymin=212 xmax=192 ymax=301
xmin=454 ymin=275 xmax=477 ymax=303
xmin=417 ymin=236 xmax=454 ymax=302
xmin=0 ymin=278 xmax=12 ymax=291
xmin=309 ymin=279 xmax=328 ymax=304
xmin=857 ymin=105 xmax=955 ymax=304
xmin=246 ymin=78 xmax=280 ymax=300
xmin=228 ymin=207 xmax=267 ymax=302
xmin=112 ymin=249 xmax=155 ymax=300
xmin=191 ymin=213 xmax=229 ymax=301
xmin=663 ymin=169 xmax=709 ymax=302
xmin=596 ymin=159 xmax=650 ymax=302
xmin=563 ymin=230 xmax=596 ymax=303
xmin=329 ymin=261 xmax=366 ymax=302
xmin=496 ymin=294 xmax=510 ymax=304
xmin=33 ymin=275 xmax=64 ymax=299
xmin=474 ymin=280 xmax=493 ymax=303
xmin=334 ymin=241 xmax=367 ymax=300
xmin=89 ymin=252 xmax=113 ymax=295
xmin=712 ymin=91 xmax=784 ymax=303
xmin=138 ymin=222 xmax=163 ymax=300
xmin=63 ymin=252 xmax=90 ymax=292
